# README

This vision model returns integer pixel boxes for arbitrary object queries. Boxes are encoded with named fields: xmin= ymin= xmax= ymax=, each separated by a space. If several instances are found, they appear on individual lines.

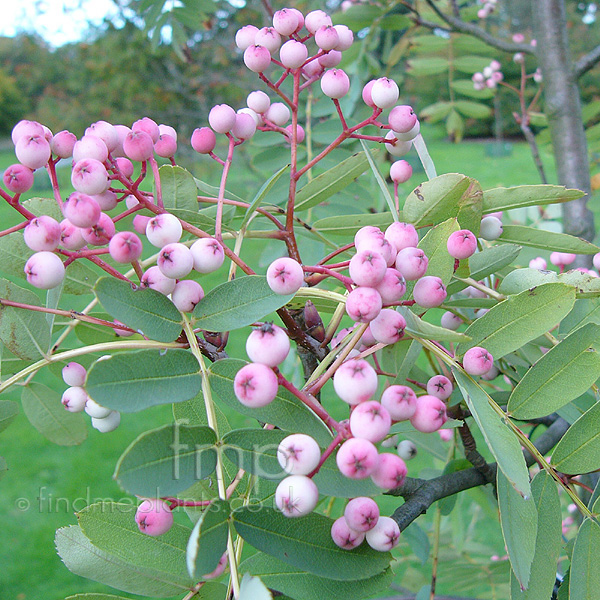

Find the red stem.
xmin=308 ymin=433 xmax=345 ymax=478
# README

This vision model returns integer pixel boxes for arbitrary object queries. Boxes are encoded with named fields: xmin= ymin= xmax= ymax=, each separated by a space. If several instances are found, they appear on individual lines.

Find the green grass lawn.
xmin=0 ymin=134 xmax=591 ymax=599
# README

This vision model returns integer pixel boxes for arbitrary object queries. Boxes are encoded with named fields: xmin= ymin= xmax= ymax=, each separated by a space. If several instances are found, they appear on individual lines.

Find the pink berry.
xmin=266 ymin=257 xmax=304 ymax=295
xmin=265 ymin=102 xmax=290 ymax=126
xmin=109 ymin=231 xmax=143 ymax=263
xmin=410 ymin=395 xmax=447 ymax=433
xmin=349 ymin=250 xmax=387 ymax=287
xmin=462 ymin=346 xmax=494 ymax=376
xmin=550 ymin=252 xmax=576 ymax=266
xmin=375 ymin=268 xmax=406 ymax=304
xmin=394 ymin=247 xmax=428 ymax=280
xmin=158 ymin=124 xmax=177 ymax=140
xmin=369 ymin=309 xmax=406 ymax=345
xmin=141 ymin=266 xmax=176 ymax=295
xmin=273 ymin=8 xmax=300 ymax=36
xmin=365 ymin=516 xmax=400 ymax=551
xmin=333 ymin=24 xmax=353 ymax=51
xmin=86 ymin=121 xmax=119 ymax=152
xmin=115 ymin=157 xmax=134 ymax=178
xmin=235 ymin=25 xmax=258 ymax=50
xmin=15 ymin=134 xmax=51 ymax=170
xmin=284 ymin=124 xmax=305 ymax=144
xmin=24 ymin=216 xmax=61 ymax=252
xmin=244 ymin=45 xmax=272 ymax=73
xmin=389 ymin=160 xmax=413 ymax=184
xmin=385 ymin=222 xmax=419 ymax=253
xmin=384 ymin=131 xmax=412 ymax=157
xmin=191 ymin=127 xmax=217 ymax=154
xmin=92 ymin=190 xmax=118 ymax=211
xmin=371 ymin=78 xmax=399 ymax=109
xmin=232 ymin=113 xmax=256 ymax=140
xmin=71 ymin=158 xmax=109 ymax=195
xmin=413 ymin=276 xmax=447 ymax=308
xmin=154 ymin=134 xmax=177 ymax=158
xmin=344 ymin=497 xmax=379 ymax=532
xmin=233 ymin=362 xmax=279 ymax=407
xmin=60 ymin=220 xmax=86 ymax=251
xmin=203 ymin=551 xmax=228 ymax=579
xmin=320 ymin=68 xmax=350 ymax=99
xmin=63 ymin=192 xmax=101 ymax=228
xmin=426 ymin=375 xmax=453 ymax=400
xmin=355 ymin=226 xmax=383 ymax=247
xmin=61 ymin=386 xmax=88 ymax=413
xmin=356 ymin=233 xmax=395 ymax=266
xmin=209 ymin=104 xmax=236 ymax=134
xmin=447 ymin=229 xmax=477 ymax=260
xmin=81 ymin=212 xmax=115 ymax=246
xmin=315 ymin=25 xmax=339 ymax=51
xmin=362 ymin=80 xmax=377 ymax=108
xmin=24 ymin=251 xmax=65 ymax=289
xmin=157 ymin=242 xmax=194 ymax=279
xmin=112 ymin=125 xmax=131 ymax=157
xmin=336 ymin=438 xmax=379 ymax=479
xmin=135 ymin=499 xmax=174 ymax=536
xmin=331 ymin=517 xmax=365 ymax=549
xmin=394 ymin=121 xmax=421 ymax=142
xmin=275 ymin=474 xmax=319 ymax=517
xmin=73 ymin=135 xmax=108 ymax=163
xmin=123 ymin=130 xmax=155 ymax=162
xmin=11 ymin=120 xmax=44 ymax=145
xmin=350 ymin=400 xmax=392 ymax=442
xmin=62 ymin=362 xmax=87 ymax=387
xmin=371 ymin=453 xmax=407 ymax=489
xmin=279 ymin=40 xmax=308 ymax=69
xmin=255 ymin=27 xmax=282 ymax=53
xmin=277 ymin=433 xmax=321 ymax=475
xmin=529 ymin=257 xmax=548 ymax=270
xmin=441 ymin=311 xmax=463 ymax=330
xmin=246 ymin=323 xmax=290 ymax=367
xmin=171 ymin=280 xmax=204 ymax=312
xmin=345 ymin=287 xmax=383 ymax=323
xmin=132 ymin=117 xmax=160 ymax=143
xmin=146 ymin=213 xmax=182 ymax=247
xmin=333 ymin=359 xmax=378 ymax=405
xmin=381 ymin=385 xmax=417 ymax=421
xmin=3 ymin=164 xmax=34 ymax=194
xmin=397 ymin=440 xmax=417 ymax=461
xmin=388 ymin=105 xmax=418 ymax=133
xmin=247 ymin=90 xmax=270 ymax=114
xmin=133 ymin=215 xmax=151 ymax=236
xmin=50 ymin=130 xmax=77 ymax=158
xmin=304 ymin=10 xmax=332 ymax=34
xmin=190 ymin=237 xmax=225 ymax=274
xmin=318 ymin=50 xmax=342 ymax=68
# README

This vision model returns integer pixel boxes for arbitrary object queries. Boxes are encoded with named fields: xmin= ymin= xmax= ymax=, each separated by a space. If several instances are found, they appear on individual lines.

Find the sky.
xmin=0 ymin=0 xmax=121 ymax=47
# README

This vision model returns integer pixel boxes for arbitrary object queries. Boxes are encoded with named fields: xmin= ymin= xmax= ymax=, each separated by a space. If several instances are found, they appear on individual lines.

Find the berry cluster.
xmin=472 ymin=60 xmax=503 ymax=91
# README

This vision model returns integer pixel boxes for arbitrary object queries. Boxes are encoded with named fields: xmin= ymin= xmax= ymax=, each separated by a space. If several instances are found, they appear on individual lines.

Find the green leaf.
xmin=114 ymin=424 xmax=217 ymax=496
xmin=456 ymin=283 xmax=576 ymax=359
xmin=407 ymin=57 xmax=449 ymax=75
xmin=0 ymin=232 xmax=30 ymax=279
xmin=77 ymin=502 xmax=194 ymax=587
xmin=159 ymin=165 xmax=198 ymax=212
xmin=56 ymin=525 xmax=191 ymax=597
xmin=510 ymin=471 xmax=561 ymax=600
xmin=94 ymin=277 xmax=183 ymax=342
xmin=22 ymin=196 xmax=63 ymax=220
xmin=498 ymin=225 xmax=600 ymax=254
xmin=508 ymin=323 xmax=600 ymax=419
xmin=482 ymin=185 xmax=584 ymax=213
xmin=454 ymin=100 xmax=492 ymax=119
xmin=193 ymin=276 xmax=294 ymax=332
xmin=209 ymin=359 xmax=332 ymax=447
xmin=360 ymin=142 xmax=398 ymax=221
xmin=560 ymin=298 xmax=600 ymax=334
xmin=552 ymin=401 xmax=600 ymax=474
xmin=403 ymin=173 xmax=483 ymax=232
xmin=398 ymin=305 xmax=470 ymax=342
xmin=0 ymin=455 xmax=7 ymax=480
xmin=0 ymin=279 xmax=51 ymax=359
xmin=402 ymin=522 xmax=430 ymax=565
xmin=243 ymin=164 xmax=290 ymax=226
xmin=312 ymin=212 xmax=395 ymax=236
xmin=21 ymin=382 xmax=87 ymax=446
xmin=295 ymin=152 xmax=371 ymax=212
xmin=186 ymin=499 xmax=230 ymax=578
xmin=451 ymin=79 xmax=494 ymax=99
xmin=240 ymin=552 xmax=394 ymax=600
xmin=64 ymin=261 xmax=100 ymax=295
xmin=65 ymin=596 xmax=135 ymax=600
xmin=173 ymin=390 xmax=231 ymax=434
xmin=446 ymin=110 xmax=465 ymax=142
xmin=419 ymin=101 xmax=453 ymax=124
xmin=454 ymin=370 xmax=531 ymax=497
xmin=233 ymin=506 xmax=391 ymax=580
xmin=570 ymin=519 xmax=600 ymax=600
xmin=313 ymin=454 xmax=382 ymax=498
xmin=380 ymin=340 xmax=422 ymax=386
xmin=86 ymin=349 xmax=202 ymax=412
xmin=0 ymin=400 xmax=19 ymax=433
xmin=497 ymin=469 xmax=538 ymax=589
xmin=453 ymin=55 xmax=494 ymax=73
xmin=194 ymin=177 xmax=245 ymax=204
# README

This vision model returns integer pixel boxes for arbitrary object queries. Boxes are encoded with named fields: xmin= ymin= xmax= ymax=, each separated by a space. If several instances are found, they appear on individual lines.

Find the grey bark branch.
xmin=575 ymin=44 xmax=600 ymax=79
xmin=386 ymin=418 xmax=570 ymax=531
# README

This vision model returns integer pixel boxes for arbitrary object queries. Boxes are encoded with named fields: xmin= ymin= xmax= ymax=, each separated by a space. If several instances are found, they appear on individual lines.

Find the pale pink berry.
xmin=157 ymin=242 xmax=194 ymax=279
xmin=355 ymin=226 xmax=383 ymax=248
xmin=365 ymin=516 xmax=400 ymax=551
xmin=389 ymin=160 xmax=413 ymax=184
xmin=529 ymin=257 xmax=547 ymax=270
xmin=11 ymin=120 xmax=44 ymax=145
xmin=190 ymin=238 xmax=225 ymax=274
xmin=232 ymin=113 xmax=256 ymax=140
xmin=92 ymin=190 xmax=118 ymax=211
xmin=375 ymin=268 xmax=406 ymax=304
xmin=318 ymin=50 xmax=342 ymax=68
xmin=24 ymin=251 xmax=65 ymax=289
xmin=86 ymin=120 xmax=119 ymax=152
xmin=60 ymin=220 xmax=86 ymax=251
xmin=331 ymin=517 xmax=365 ymax=549
xmin=85 ymin=398 xmax=112 ymax=419
xmin=479 ymin=216 xmax=503 ymax=240
xmin=447 ymin=229 xmax=477 ymax=260
xmin=115 ymin=157 xmax=134 ymax=178
xmin=413 ymin=276 xmax=447 ymax=308
xmin=158 ymin=124 xmax=177 ymax=140
xmin=384 ymin=131 xmax=412 ymax=157
xmin=112 ymin=125 xmax=131 ymax=157
xmin=233 ymin=362 xmax=278 ymax=407
xmin=266 ymin=257 xmax=304 ymax=295
xmin=109 ymin=231 xmax=143 ymax=263
xmin=246 ymin=323 xmax=290 ymax=367
xmin=349 ymin=250 xmax=387 ymax=287
xmin=344 ymin=497 xmax=379 ymax=532
xmin=132 ymin=215 xmax=150 ymax=236
xmin=441 ymin=311 xmax=463 ymax=330
xmin=388 ymin=106 xmax=418 ymax=133
xmin=284 ymin=124 xmax=305 ymax=144
xmin=235 ymin=25 xmax=258 ymax=50
xmin=462 ymin=346 xmax=494 ymax=376
xmin=385 ymin=222 xmax=419 ymax=253
xmin=315 ymin=25 xmax=339 ymax=51
xmin=371 ymin=453 xmax=407 ymax=489
xmin=146 ymin=213 xmax=182 ymax=247
xmin=369 ymin=309 xmax=406 ymax=345
xmin=132 ymin=117 xmax=160 ymax=143
xmin=371 ymin=78 xmax=399 ymax=109
xmin=381 ymin=385 xmax=417 ymax=421
xmin=81 ymin=212 xmax=115 ymax=246
xmin=273 ymin=8 xmax=299 ymax=35
xmin=244 ymin=45 xmax=272 ymax=73
xmin=395 ymin=247 xmax=428 ymax=280
xmin=255 ymin=26 xmax=281 ymax=53
xmin=427 ymin=375 xmax=453 ymax=400
xmin=171 ymin=280 xmax=204 ymax=312
xmin=357 ymin=233 xmax=395 ymax=266
xmin=191 ymin=127 xmax=216 ymax=154
xmin=71 ymin=158 xmax=109 ymax=195
xmin=320 ymin=68 xmax=350 ymax=99
xmin=593 ymin=253 xmax=600 ymax=271
xmin=465 ymin=285 xmax=487 ymax=299
xmin=304 ymin=9 xmax=332 ymax=33
xmin=238 ymin=108 xmax=261 ymax=127
xmin=73 ymin=135 xmax=108 ymax=163
xmin=209 ymin=104 xmax=236 ymax=134
xmin=336 ymin=438 xmax=379 ymax=479
xmin=63 ymin=192 xmax=101 ymax=228
xmin=61 ymin=386 xmax=88 ymax=413
xmin=135 ymin=499 xmax=174 ymax=536
xmin=333 ymin=358 xmax=378 ymax=405
xmin=265 ymin=102 xmax=290 ymax=126
xmin=15 ymin=134 xmax=51 ymax=169
xmin=397 ymin=440 xmax=417 ymax=461
xmin=279 ymin=40 xmax=308 ymax=69
xmin=394 ymin=121 xmax=420 ymax=142
xmin=92 ymin=411 xmax=121 ymax=433
xmin=345 ymin=287 xmax=383 ymax=323
xmin=550 ymin=252 xmax=576 ymax=266
xmin=141 ymin=266 xmax=176 ymax=295
xmin=362 ymin=80 xmax=376 ymax=108
xmin=62 ymin=362 xmax=87 ymax=387
xmin=410 ymin=395 xmax=447 ymax=433
xmin=24 ymin=216 xmax=61 ymax=252
xmin=50 ymin=130 xmax=77 ymax=158
xmin=123 ymin=130 xmax=154 ymax=162
xmin=277 ymin=433 xmax=321 ymax=475
xmin=275 ymin=474 xmax=319 ymax=517
xmin=154 ymin=134 xmax=177 ymax=158
xmin=247 ymin=90 xmax=270 ymax=114
xmin=333 ymin=24 xmax=353 ymax=50
xmin=302 ymin=60 xmax=323 ymax=78
xmin=3 ymin=164 xmax=34 ymax=194
xmin=350 ymin=401 xmax=392 ymax=442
